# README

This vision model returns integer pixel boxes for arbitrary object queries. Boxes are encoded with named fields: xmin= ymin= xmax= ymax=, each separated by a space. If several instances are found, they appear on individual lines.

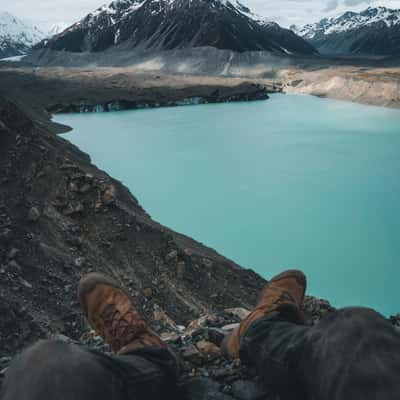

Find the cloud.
xmin=344 ymin=0 xmax=373 ymax=5
xmin=324 ymin=0 xmax=339 ymax=11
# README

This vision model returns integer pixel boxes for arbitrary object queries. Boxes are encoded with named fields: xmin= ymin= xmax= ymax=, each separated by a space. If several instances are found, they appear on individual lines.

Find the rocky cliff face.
xmin=36 ymin=0 xmax=317 ymax=55
xmin=0 ymin=95 xmax=267 ymax=359
xmin=0 ymin=93 xmax=336 ymax=400
xmin=294 ymin=7 xmax=400 ymax=56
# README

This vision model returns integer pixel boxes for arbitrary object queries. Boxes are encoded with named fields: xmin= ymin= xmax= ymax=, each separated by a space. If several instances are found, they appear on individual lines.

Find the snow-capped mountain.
xmin=0 ymin=12 xmax=45 ymax=58
xmin=36 ymin=0 xmax=317 ymax=55
xmin=295 ymin=6 xmax=400 ymax=56
xmin=47 ymin=23 xmax=69 ymax=37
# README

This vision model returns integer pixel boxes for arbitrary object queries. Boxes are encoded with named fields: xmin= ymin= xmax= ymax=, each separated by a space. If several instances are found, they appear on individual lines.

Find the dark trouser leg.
xmin=0 ymin=340 xmax=179 ymax=400
xmin=240 ymin=307 xmax=400 ymax=400
xmin=239 ymin=314 xmax=309 ymax=400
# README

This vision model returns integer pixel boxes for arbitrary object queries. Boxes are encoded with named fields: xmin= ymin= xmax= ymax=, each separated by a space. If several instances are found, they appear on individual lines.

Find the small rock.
xmin=64 ymin=202 xmax=84 ymax=216
xmin=20 ymin=278 xmax=32 ymax=288
xmin=224 ymin=308 xmax=250 ymax=321
xmin=80 ymin=183 xmax=91 ymax=193
xmin=196 ymin=340 xmax=221 ymax=356
xmin=208 ymin=328 xmax=226 ymax=346
xmin=7 ymin=260 xmax=21 ymax=272
xmin=7 ymin=248 xmax=19 ymax=260
xmin=177 ymin=261 xmax=185 ymax=279
xmin=52 ymin=334 xmax=73 ymax=343
xmin=182 ymin=344 xmax=201 ymax=361
xmin=202 ymin=258 xmax=213 ymax=268
xmin=166 ymin=250 xmax=178 ymax=262
xmin=64 ymin=284 xmax=72 ymax=292
xmin=102 ymin=186 xmax=116 ymax=205
xmin=184 ymin=248 xmax=193 ymax=256
xmin=68 ymin=181 xmax=79 ymax=192
xmin=143 ymin=287 xmax=153 ymax=299
xmin=188 ymin=314 xmax=218 ymax=330
xmin=74 ymin=202 xmax=84 ymax=213
xmin=222 ymin=323 xmax=240 ymax=332
xmin=28 ymin=207 xmax=40 ymax=222
xmin=153 ymin=306 xmax=177 ymax=328
xmin=74 ymin=257 xmax=85 ymax=267
xmin=0 ymin=357 xmax=11 ymax=368
xmin=0 ymin=228 xmax=13 ymax=243
xmin=160 ymin=332 xmax=181 ymax=343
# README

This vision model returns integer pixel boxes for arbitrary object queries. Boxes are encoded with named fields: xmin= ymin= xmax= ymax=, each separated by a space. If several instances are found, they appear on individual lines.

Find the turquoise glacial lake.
xmin=56 ymin=94 xmax=400 ymax=316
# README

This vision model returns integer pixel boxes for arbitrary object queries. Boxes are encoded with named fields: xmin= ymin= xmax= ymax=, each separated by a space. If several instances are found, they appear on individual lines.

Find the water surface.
xmin=56 ymin=94 xmax=400 ymax=315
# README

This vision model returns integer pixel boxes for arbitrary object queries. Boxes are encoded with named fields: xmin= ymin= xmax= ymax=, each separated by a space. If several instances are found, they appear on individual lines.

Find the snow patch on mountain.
xmin=0 ymin=12 xmax=45 ymax=52
xmin=47 ymin=23 xmax=69 ymax=37
xmin=71 ymin=0 xmax=275 ymax=31
xmin=225 ymin=0 xmax=275 ymax=27
xmin=36 ymin=0 xmax=316 ymax=55
xmin=298 ymin=6 xmax=400 ymax=39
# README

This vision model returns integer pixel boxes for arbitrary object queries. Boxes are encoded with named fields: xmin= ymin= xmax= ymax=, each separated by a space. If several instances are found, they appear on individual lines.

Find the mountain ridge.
xmin=36 ymin=0 xmax=317 ymax=55
xmin=294 ymin=6 xmax=400 ymax=56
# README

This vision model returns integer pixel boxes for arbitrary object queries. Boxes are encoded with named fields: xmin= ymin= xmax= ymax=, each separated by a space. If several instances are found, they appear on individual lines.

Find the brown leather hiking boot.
xmin=78 ymin=273 xmax=165 ymax=354
xmin=221 ymin=269 xmax=307 ymax=359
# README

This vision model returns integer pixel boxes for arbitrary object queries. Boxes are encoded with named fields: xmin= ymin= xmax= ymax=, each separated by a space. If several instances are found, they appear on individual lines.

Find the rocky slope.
xmin=0 ymin=93 xmax=274 ymax=361
xmin=0 ymin=12 xmax=45 ymax=58
xmin=0 ymin=92 xmax=336 ymax=399
xmin=1 ymin=75 xmax=400 ymax=399
xmin=294 ymin=6 xmax=400 ymax=56
xmin=36 ymin=0 xmax=316 ymax=55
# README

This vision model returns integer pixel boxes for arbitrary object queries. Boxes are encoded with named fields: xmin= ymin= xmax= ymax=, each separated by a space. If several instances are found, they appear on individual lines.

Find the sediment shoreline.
xmin=0 ymin=66 xmax=277 ymax=117
xmin=280 ymin=66 xmax=400 ymax=109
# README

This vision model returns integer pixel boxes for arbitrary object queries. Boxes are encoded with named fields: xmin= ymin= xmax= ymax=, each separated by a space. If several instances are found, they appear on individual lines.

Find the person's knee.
xmin=1 ymin=340 xmax=104 ymax=400
xmin=326 ymin=307 xmax=388 ymax=330
xmin=6 ymin=339 xmax=76 ymax=373
xmin=336 ymin=306 xmax=385 ymax=320
xmin=309 ymin=307 xmax=395 ymax=351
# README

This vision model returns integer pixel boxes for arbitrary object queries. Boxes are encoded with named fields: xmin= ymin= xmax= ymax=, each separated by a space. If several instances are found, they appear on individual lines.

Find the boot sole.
xmin=271 ymin=269 xmax=307 ymax=288
xmin=258 ymin=269 xmax=307 ymax=305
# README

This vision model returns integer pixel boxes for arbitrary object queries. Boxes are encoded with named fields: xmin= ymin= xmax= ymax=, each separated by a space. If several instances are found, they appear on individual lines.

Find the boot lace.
xmin=100 ymin=303 xmax=146 ymax=348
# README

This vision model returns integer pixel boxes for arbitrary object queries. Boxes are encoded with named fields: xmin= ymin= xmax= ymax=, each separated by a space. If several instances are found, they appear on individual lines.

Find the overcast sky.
xmin=3 ymin=0 xmax=400 ymax=30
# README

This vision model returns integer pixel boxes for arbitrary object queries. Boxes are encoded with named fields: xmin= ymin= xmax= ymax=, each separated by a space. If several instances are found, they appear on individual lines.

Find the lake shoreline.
xmin=0 ymin=66 xmax=278 ymax=121
xmin=58 ymin=96 xmax=400 ymax=316
xmin=281 ymin=66 xmax=400 ymax=109
xmin=1 ymin=62 xmax=399 ymax=120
